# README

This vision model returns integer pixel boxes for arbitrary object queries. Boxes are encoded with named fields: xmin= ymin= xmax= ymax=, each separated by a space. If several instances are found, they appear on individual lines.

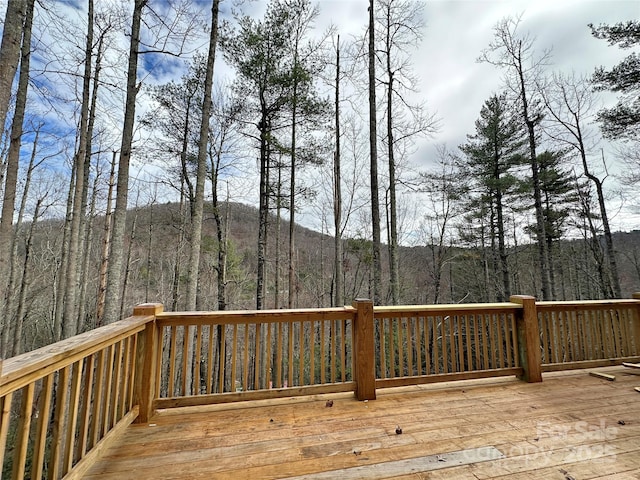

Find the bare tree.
xmin=0 ymin=0 xmax=34 ymax=350
xmin=368 ymin=0 xmax=382 ymax=305
xmin=0 ymin=0 xmax=30 ymax=138
xmin=376 ymin=0 xmax=437 ymax=305
xmin=540 ymin=72 xmax=621 ymax=298
xmin=479 ymin=15 xmax=553 ymax=300
xmin=102 ymin=0 xmax=147 ymax=324
xmin=185 ymin=0 xmax=220 ymax=311
xmin=333 ymin=35 xmax=343 ymax=307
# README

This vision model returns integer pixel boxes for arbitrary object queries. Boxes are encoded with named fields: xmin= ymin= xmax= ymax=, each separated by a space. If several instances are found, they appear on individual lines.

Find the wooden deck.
xmin=83 ymin=366 xmax=640 ymax=479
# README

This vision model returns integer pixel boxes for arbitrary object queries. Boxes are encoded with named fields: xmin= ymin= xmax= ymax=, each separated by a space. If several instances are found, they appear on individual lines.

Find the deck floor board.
xmin=85 ymin=367 xmax=640 ymax=479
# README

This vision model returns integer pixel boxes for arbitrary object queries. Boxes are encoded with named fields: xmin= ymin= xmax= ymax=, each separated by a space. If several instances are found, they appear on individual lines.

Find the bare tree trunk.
xmin=384 ymin=14 xmax=399 ymax=305
xmin=77 ymin=172 xmax=98 ymax=331
xmin=593 ymin=151 xmax=620 ymax=298
xmin=0 ymin=0 xmax=33 ymax=356
xmin=186 ymin=0 xmax=219 ymax=311
xmin=288 ymin=59 xmax=298 ymax=310
xmin=275 ymin=164 xmax=282 ymax=309
xmin=120 ymin=208 xmax=138 ymax=319
xmin=171 ymin=185 xmax=187 ymax=311
xmin=12 ymin=198 xmax=43 ymax=356
xmin=0 ymin=0 xmax=28 ymax=138
xmin=77 ymin=26 xmax=105 ymax=332
xmin=257 ymin=120 xmax=269 ymax=310
xmin=333 ymin=35 xmax=343 ymax=307
xmin=1 ymin=127 xmax=39 ymax=358
xmin=103 ymin=0 xmax=147 ymax=324
xmin=96 ymin=152 xmax=116 ymax=326
xmin=62 ymin=0 xmax=94 ymax=339
xmin=368 ymin=0 xmax=382 ymax=305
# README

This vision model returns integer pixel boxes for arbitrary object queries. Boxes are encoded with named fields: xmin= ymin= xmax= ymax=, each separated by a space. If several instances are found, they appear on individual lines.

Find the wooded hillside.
xmin=4 ymin=200 xmax=638 ymax=356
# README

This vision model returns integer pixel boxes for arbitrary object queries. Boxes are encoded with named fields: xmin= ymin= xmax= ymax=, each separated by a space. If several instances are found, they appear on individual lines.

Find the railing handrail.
xmin=156 ymin=306 xmax=356 ymax=326
xmin=0 ymin=313 xmax=154 ymax=396
xmin=536 ymin=299 xmax=640 ymax=309
xmin=374 ymin=302 xmax=522 ymax=316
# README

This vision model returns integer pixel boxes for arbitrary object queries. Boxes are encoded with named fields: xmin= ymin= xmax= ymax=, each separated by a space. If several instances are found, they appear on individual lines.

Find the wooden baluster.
xmin=298 ymin=322 xmax=304 ymax=386
xmin=480 ymin=315 xmax=490 ymax=370
xmin=90 ymin=349 xmax=106 ymax=448
xmin=457 ymin=316 xmax=465 ymax=371
xmin=195 ymin=325 xmax=202 ymax=395
xmin=242 ymin=324 xmax=249 ymax=391
xmin=341 ymin=319 xmax=347 ymax=382
xmin=76 ymin=355 xmax=95 ymax=460
xmin=119 ymin=337 xmax=132 ymax=419
xmin=397 ymin=317 xmax=405 ymax=377
xmin=424 ymin=317 xmax=431 ymax=375
xmin=31 ymin=375 xmax=53 ymax=479
xmin=267 ymin=322 xmax=274 ymax=387
xmin=206 ymin=325 xmax=214 ymax=394
xmin=168 ymin=326 xmax=177 ymax=397
xmin=414 ymin=316 xmax=422 ymax=376
xmin=496 ymin=314 xmax=505 ymax=369
xmin=309 ymin=321 xmax=315 ymax=385
xmin=49 ymin=365 xmax=70 ymax=480
xmin=378 ymin=317 xmax=386 ymax=378
xmin=231 ymin=324 xmax=238 ymax=391
xmin=102 ymin=345 xmax=115 ymax=433
xmin=504 ymin=315 xmax=513 ymax=368
xmin=320 ymin=320 xmax=325 ymax=384
xmin=63 ymin=361 xmax=83 ymax=474
xmin=255 ymin=323 xmax=261 ymax=390
xmin=330 ymin=320 xmax=335 ymax=383
xmin=448 ymin=316 xmax=456 ymax=372
xmin=632 ymin=293 xmax=640 ymax=353
xmin=218 ymin=325 xmax=226 ymax=393
xmin=406 ymin=317 xmax=414 ymax=376
xmin=11 ymin=383 xmax=35 ymax=480
xmin=441 ymin=316 xmax=448 ymax=374
xmin=108 ymin=341 xmax=122 ymax=427
xmin=464 ymin=315 xmax=472 ymax=371
xmin=488 ymin=315 xmax=496 ymax=369
xmin=180 ymin=326 xmax=189 ymax=396
xmin=510 ymin=314 xmax=519 ymax=367
xmin=0 ymin=392 xmax=13 ymax=472
xmin=432 ymin=316 xmax=440 ymax=374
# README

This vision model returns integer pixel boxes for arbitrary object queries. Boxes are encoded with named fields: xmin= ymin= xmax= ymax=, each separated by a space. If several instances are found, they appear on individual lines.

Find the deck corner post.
xmin=133 ymin=303 xmax=163 ymax=423
xmin=353 ymin=299 xmax=376 ymax=401
xmin=510 ymin=295 xmax=542 ymax=383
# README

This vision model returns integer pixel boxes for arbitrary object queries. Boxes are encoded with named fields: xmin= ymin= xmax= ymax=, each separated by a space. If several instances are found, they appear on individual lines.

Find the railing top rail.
xmin=0 ymin=314 xmax=153 ymax=397
xmin=536 ymin=299 xmax=640 ymax=311
xmin=156 ymin=306 xmax=357 ymax=326
xmin=374 ymin=302 xmax=522 ymax=316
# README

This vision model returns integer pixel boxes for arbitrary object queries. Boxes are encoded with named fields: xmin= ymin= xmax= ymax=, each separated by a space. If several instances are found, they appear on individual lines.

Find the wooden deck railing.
xmin=1 ymin=295 xmax=639 ymax=478
xmin=537 ymin=297 xmax=640 ymax=371
xmin=373 ymin=303 xmax=524 ymax=389
xmin=0 ymin=303 xmax=160 ymax=480
xmin=153 ymin=306 xmax=357 ymax=408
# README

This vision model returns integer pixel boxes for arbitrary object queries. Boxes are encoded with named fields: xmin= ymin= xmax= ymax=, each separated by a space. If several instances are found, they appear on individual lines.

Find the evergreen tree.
xmin=459 ymin=93 xmax=525 ymax=301
xmin=220 ymin=2 xmax=296 ymax=309
xmin=590 ymin=20 xmax=640 ymax=139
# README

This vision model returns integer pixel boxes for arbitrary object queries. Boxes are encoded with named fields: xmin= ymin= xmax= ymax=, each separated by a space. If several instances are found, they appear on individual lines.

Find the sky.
xmin=2 ymin=0 xmax=638 ymax=233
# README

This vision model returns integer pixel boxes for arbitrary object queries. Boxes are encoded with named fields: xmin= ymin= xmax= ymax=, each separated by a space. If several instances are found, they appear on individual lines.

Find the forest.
xmin=0 ymin=0 xmax=639 ymax=359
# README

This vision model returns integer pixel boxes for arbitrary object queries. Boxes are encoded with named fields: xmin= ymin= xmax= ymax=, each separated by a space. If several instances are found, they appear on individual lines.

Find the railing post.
xmin=133 ymin=303 xmax=163 ymax=423
xmin=510 ymin=295 xmax=542 ymax=383
xmin=353 ymin=299 xmax=376 ymax=401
